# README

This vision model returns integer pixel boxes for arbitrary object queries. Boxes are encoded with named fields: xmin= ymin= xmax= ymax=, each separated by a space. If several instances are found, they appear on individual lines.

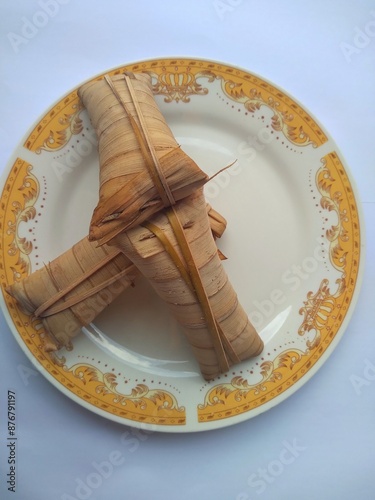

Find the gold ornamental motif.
xmin=148 ymin=68 xmax=216 ymax=102
xmin=217 ymin=78 xmax=322 ymax=147
xmin=298 ymin=278 xmax=345 ymax=349
xmin=198 ymin=349 xmax=306 ymax=418
xmin=25 ymin=94 xmax=83 ymax=153
xmin=316 ymin=155 xmax=353 ymax=273
xmin=146 ymin=61 xmax=327 ymax=147
xmin=24 ymin=59 xmax=328 ymax=153
xmin=0 ymin=159 xmax=39 ymax=281
xmin=65 ymin=364 xmax=185 ymax=425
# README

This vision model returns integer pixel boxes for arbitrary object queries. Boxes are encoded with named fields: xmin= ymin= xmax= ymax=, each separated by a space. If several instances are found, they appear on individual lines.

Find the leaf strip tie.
xmin=141 ymin=222 xmax=195 ymax=296
xmin=166 ymin=208 xmax=241 ymax=369
xmin=35 ymin=251 xmax=135 ymax=318
xmin=104 ymin=73 xmax=175 ymax=208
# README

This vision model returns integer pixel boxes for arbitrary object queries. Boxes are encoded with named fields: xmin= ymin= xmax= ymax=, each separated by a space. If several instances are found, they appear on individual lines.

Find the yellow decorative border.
xmin=198 ymin=152 xmax=360 ymax=422
xmin=0 ymin=159 xmax=38 ymax=280
xmin=25 ymin=92 xmax=83 ymax=153
xmin=24 ymin=58 xmax=328 ymax=153
xmin=61 ymin=362 xmax=185 ymax=425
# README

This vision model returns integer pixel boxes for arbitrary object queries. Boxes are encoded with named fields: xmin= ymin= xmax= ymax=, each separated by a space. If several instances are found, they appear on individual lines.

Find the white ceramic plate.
xmin=0 ymin=58 xmax=364 ymax=432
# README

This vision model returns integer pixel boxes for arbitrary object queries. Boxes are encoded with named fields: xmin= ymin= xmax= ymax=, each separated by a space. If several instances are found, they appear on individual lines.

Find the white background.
xmin=0 ymin=1 xmax=374 ymax=499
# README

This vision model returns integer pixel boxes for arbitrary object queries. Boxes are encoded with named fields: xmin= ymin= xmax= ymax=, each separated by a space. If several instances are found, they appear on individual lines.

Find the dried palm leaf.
xmin=78 ymin=72 xmax=208 ymax=244
xmin=110 ymin=188 xmax=263 ymax=380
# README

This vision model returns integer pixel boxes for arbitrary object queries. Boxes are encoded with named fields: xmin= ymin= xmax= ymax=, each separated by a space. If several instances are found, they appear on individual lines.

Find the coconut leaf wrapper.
xmin=78 ymin=72 xmax=208 ymax=244
xmin=6 ymin=237 xmax=136 ymax=351
xmin=110 ymin=188 xmax=263 ymax=380
xmin=6 ymin=206 xmax=226 ymax=354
